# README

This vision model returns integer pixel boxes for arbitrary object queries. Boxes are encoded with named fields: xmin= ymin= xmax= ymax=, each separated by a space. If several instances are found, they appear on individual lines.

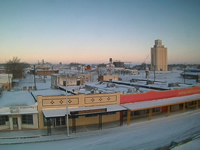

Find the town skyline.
xmin=1 ymin=0 xmax=200 ymax=64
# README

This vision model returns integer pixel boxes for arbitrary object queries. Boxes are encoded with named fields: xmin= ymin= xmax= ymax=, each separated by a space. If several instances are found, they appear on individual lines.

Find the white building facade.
xmin=0 ymin=91 xmax=38 ymax=130
xmin=0 ymin=105 xmax=38 ymax=130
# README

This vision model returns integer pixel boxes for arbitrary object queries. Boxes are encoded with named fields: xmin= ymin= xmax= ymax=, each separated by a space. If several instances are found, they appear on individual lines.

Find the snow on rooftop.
xmin=0 ymin=91 xmax=36 ymax=107
xmin=31 ymin=89 xmax=66 ymax=100
xmin=13 ymin=74 xmax=51 ymax=91
xmin=122 ymin=94 xmax=200 ymax=110
xmin=85 ymin=82 xmax=141 ymax=94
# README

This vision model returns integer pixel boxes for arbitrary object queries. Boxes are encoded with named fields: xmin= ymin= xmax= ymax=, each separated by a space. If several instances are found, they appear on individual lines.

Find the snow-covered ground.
xmin=1 ymin=109 xmax=200 ymax=150
xmin=172 ymin=138 xmax=200 ymax=150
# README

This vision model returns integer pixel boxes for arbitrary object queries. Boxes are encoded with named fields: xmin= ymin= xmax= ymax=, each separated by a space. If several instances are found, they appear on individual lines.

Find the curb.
xmin=0 ymin=136 xmax=76 ymax=145
xmin=0 ymin=135 xmax=41 ymax=139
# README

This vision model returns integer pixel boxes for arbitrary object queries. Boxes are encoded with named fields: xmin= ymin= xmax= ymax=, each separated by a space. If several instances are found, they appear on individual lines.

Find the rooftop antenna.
xmin=109 ymin=58 xmax=112 ymax=75
xmin=141 ymin=52 xmax=151 ymax=79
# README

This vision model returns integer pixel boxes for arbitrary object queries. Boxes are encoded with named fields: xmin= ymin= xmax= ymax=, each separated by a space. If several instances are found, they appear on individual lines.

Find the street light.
xmin=65 ymin=77 xmax=69 ymax=136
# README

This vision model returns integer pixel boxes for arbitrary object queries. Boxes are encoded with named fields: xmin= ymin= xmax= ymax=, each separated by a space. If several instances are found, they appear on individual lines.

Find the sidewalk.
xmin=0 ymin=128 xmax=96 ymax=145
xmin=0 ymin=121 xmax=123 ymax=145
xmin=0 ymin=110 xmax=197 ymax=145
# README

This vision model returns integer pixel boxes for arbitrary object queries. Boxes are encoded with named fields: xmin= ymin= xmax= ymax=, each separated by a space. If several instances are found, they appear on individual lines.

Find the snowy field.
xmin=1 ymin=109 xmax=200 ymax=150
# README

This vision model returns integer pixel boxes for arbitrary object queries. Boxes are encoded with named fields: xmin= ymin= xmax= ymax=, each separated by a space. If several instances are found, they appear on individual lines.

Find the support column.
xmin=183 ymin=103 xmax=186 ymax=112
xmin=127 ymin=110 xmax=131 ymax=125
xmin=149 ymin=108 xmax=152 ymax=120
xmin=167 ymin=105 xmax=170 ymax=117
xmin=17 ymin=116 xmax=22 ymax=130
xmin=99 ymin=114 xmax=102 ymax=130
xmin=120 ymin=111 xmax=123 ymax=126
xmin=47 ymin=118 xmax=51 ymax=136
xmin=9 ymin=116 xmax=13 ymax=130
xmin=72 ymin=116 xmax=76 ymax=133
xmin=196 ymin=100 xmax=199 ymax=109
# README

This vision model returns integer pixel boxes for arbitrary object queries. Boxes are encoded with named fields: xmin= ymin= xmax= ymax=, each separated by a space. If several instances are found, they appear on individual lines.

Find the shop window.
xmin=134 ymin=111 xmax=140 ymax=116
xmin=85 ymin=114 xmax=98 ymax=117
xmin=153 ymin=108 xmax=160 ymax=113
xmin=187 ymin=101 xmax=195 ymax=107
xmin=122 ymin=111 xmax=127 ymax=117
xmin=43 ymin=117 xmax=47 ymax=126
xmin=69 ymin=115 xmax=78 ymax=119
xmin=22 ymin=115 xmax=33 ymax=125
xmin=55 ymin=117 xmax=66 ymax=126
xmin=43 ymin=117 xmax=55 ymax=126
xmin=103 ymin=112 xmax=116 ymax=116
xmin=0 ymin=116 xmax=8 ymax=125
xmin=134 ymin=109 xmax=149 ymax=115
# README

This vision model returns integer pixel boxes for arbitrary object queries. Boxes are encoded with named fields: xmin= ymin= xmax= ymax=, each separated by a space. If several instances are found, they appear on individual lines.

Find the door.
xmin=13 ymin=118 xmax=18 ymax=129
xmin=77 ymin=80 xmax=80 ymax=86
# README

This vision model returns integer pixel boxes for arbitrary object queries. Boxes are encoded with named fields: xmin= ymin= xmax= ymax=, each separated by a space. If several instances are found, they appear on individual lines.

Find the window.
xmin=85 ymin=114 xmax=98 ymax=118
xmin=55 ymin=117 xmax=65 ymax=126
xmin=153 ymin=108 xmax=160 ymax=113
xmin=22 ymin=115 xmax=33 ymax=125
xmin=0 ymin=116 xmax=8 ymax=125
xmin=69 ymin=115 xmax=78 ymax=119
xmin=103 ymin=112 xmax=116 ymax=116
xmin=122 ymin=111 xmax=127 ymax=117
xmin=43 ymin=117 xmax=48 ymax=126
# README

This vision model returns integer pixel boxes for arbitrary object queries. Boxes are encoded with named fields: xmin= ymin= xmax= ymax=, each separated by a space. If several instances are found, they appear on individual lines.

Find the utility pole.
xmin=184 ymin=64 xmax=186 ymax=84
xmin=154 ymin=65 xmax=156 ymax=82
xmin=34 ymin=65 xmax=36 ymax=90
xmin=8 ymin=73 xmax=10 ymax=90
xmin=66 ymin=78 xmax=69 ymax=136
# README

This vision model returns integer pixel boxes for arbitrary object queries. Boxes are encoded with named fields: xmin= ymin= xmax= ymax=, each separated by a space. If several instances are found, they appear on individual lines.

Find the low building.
xmin=0 ymin=91 xmax=38 ymax=130
xmin=81 ymin=74 xmax=91 ymax=82
xmin=0 ymin=74 xmax=13 ymax=91
xmin=31 ymin=89 xmax=125 ymax=134
xmin=121 ymin=86 xmax=200 ymax=125
xmin=180 ymin=69 xmax=200 ymax=82
xmin=51 ymin=74 xmax=85 ymax=88
xmin=98 ymin=75 xmax=119 ymax=82
xmin=37 ymin=69 xmax=59 ymax=76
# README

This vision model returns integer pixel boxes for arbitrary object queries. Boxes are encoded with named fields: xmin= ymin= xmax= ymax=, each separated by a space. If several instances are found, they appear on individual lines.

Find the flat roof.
xmin=122 ymin=94 xmax=200 ymax=111
xmin=0 ymin=91 xmax=36 ymax=107
xmin=43 ymin=104 xmax=127 ymax=118
xmin=31 ymin=89 xmax=67 ymax=101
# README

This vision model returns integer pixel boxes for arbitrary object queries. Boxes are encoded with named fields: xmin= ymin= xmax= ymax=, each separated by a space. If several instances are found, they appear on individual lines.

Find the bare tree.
xmin=4 ymin=57 xmax=30 ymax=79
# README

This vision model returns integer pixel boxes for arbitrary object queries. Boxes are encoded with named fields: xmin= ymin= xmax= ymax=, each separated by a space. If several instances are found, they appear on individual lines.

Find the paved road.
xmin=1 ymin=110 xmax=200 ymax=150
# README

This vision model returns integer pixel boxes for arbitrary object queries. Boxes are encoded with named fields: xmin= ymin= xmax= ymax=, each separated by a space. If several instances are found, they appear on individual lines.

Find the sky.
xmin=0 ymin=0 xmax=200 ymax=64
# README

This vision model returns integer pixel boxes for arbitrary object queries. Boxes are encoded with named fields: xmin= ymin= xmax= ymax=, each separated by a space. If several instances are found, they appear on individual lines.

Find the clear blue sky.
xmin=0 ymin=0 xmax=200 ymax=64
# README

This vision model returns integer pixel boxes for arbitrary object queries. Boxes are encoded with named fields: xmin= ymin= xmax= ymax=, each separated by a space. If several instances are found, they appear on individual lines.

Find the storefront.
xmin=122 ymin=94 xmax=200 ymax=125
xmin=42 ymin=104 xmax=126 ymax=135
xmin=0 ymin=106 xmax=38 ymax=130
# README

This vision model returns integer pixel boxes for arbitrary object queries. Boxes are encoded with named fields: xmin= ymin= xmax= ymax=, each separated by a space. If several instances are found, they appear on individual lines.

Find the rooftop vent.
xmin=107 ymin=83 xmax=115 ymax=88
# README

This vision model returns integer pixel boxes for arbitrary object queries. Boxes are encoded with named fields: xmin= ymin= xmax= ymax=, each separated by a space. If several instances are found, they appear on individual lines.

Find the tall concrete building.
xmin=151 ymin=39 xmax=168 ymax=71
